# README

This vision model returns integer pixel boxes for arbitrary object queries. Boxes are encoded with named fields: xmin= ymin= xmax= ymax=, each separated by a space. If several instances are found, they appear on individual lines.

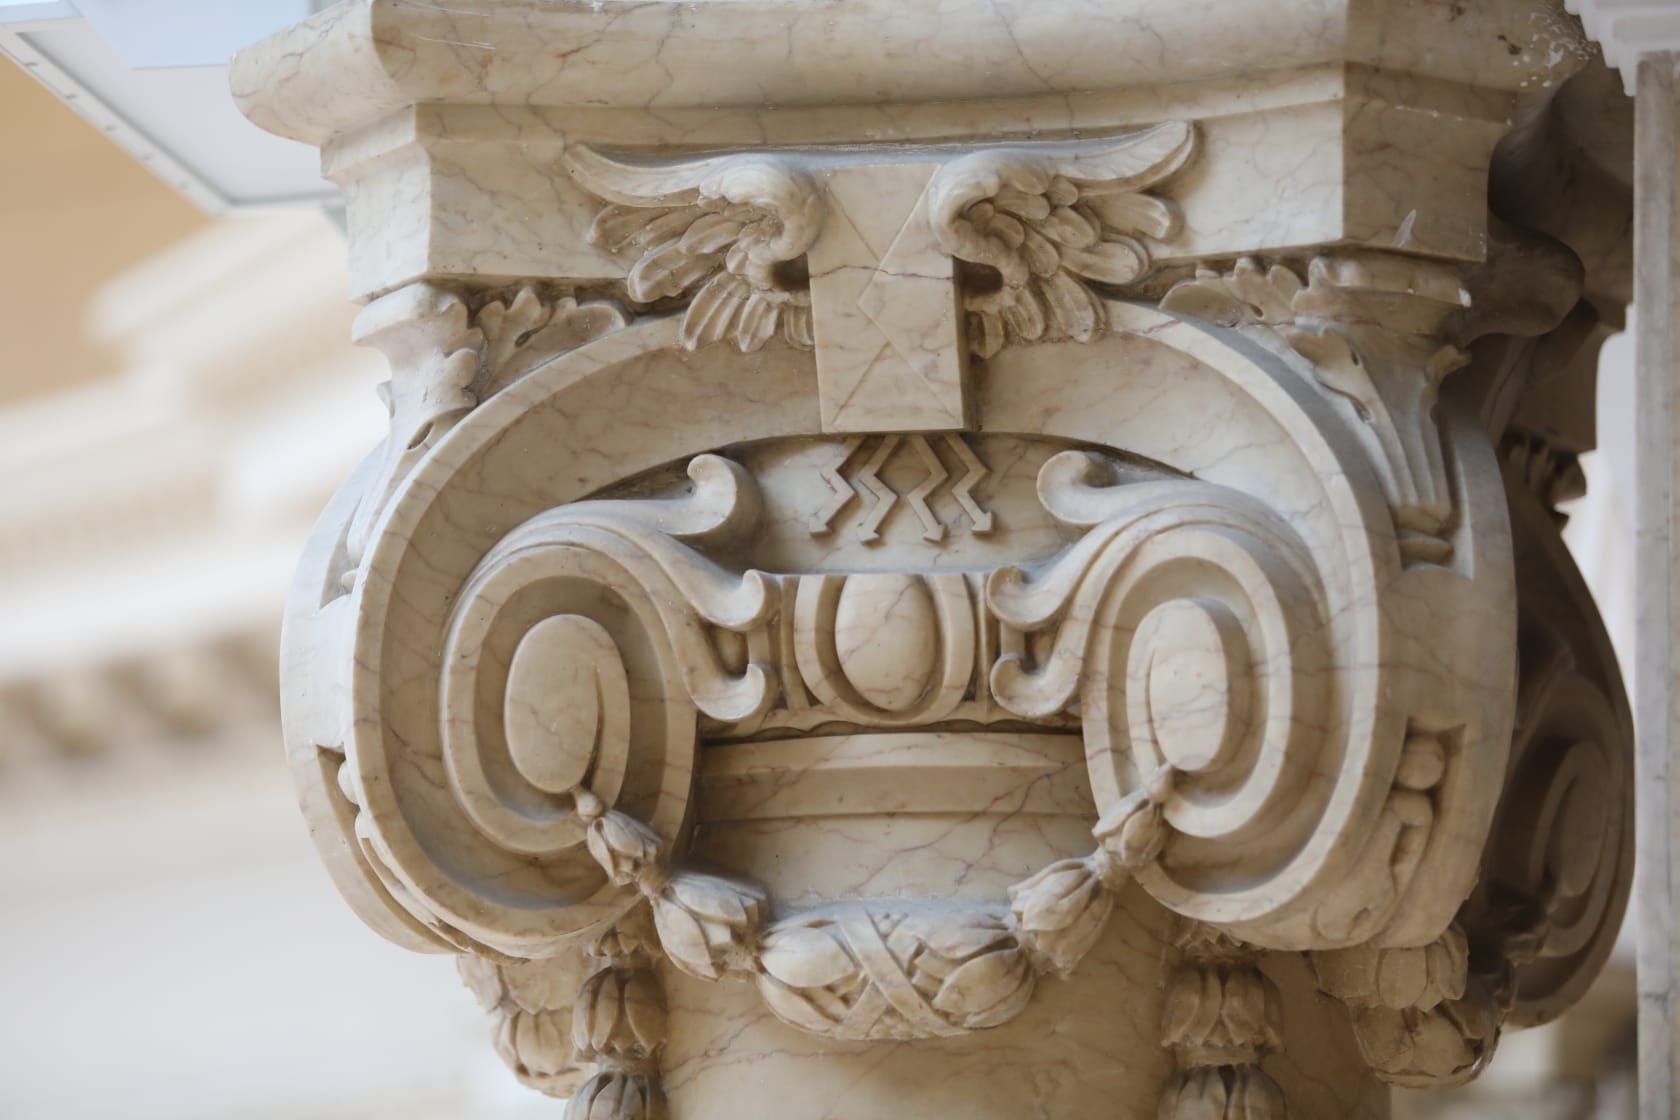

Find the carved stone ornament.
xmin=241 ymin=2 xmax=1633 ymax=1116
xmin=566 ymin=123 xmax=1195 ymax=433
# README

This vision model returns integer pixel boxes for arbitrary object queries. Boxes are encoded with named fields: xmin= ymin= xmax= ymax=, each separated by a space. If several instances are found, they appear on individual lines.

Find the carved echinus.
xmin=263 ymin=26 xmax=1631 ymax=1109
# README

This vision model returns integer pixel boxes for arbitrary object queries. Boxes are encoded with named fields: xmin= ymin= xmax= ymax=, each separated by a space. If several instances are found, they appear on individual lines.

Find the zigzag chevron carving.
xmin=806 ymin=434 xmax=994 ymax=544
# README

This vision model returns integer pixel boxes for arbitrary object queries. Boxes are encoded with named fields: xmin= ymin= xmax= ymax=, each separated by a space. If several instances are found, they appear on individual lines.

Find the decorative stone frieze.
xmin=238 ymin=2 xmax=1635 ymax=1116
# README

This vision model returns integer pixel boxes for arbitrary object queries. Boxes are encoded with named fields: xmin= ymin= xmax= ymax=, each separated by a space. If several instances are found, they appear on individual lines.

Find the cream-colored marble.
xmin=1630 ymin=44 xmax=1680 ymax=1120
xmin=237 ymin=2 xmax=1636 ymax=1117
xmin=807 ymin=161 xmax=966 ymax=431
xmin=235 ymin=1 xmax=1588 ymax=299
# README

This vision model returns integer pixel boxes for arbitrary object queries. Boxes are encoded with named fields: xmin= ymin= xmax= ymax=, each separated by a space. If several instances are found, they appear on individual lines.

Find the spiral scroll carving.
xmin=1458 ymin=615 xmax=1633 ymax=1028
xmin=987 ymin=450 xmax=1339 ymax=934
xmin=396 ymin=454 xmax=774 ymax=951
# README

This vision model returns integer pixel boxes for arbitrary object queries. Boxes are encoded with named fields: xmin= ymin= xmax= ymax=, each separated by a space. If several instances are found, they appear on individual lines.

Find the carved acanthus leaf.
xmin=1163 ymin=256 xmax=1470 ymax=562
xmin=928 ymin=121 xmax=1196 ymax=357
xmin=344 ymin=283 xmax=626 ymax=571
xmin=475 ymin=287 xmax=629 ymax=397
xmin=567 ymin=145 xmax=822 ymax=353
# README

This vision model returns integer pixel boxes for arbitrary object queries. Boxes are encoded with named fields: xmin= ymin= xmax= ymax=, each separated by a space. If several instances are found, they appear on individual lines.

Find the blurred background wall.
xmin=0 ymin=47 xmax=1642 ymax=1120
xmin=0 ymin=55 xmax=554 ymax=1120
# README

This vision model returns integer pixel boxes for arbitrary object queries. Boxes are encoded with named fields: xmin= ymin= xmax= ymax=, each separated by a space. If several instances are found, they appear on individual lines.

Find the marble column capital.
xmin=236 ymin=3 xmax=1635 ymax=1117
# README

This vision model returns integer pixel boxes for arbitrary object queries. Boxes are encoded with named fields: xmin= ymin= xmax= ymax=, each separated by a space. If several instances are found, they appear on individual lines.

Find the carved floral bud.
xmin=588 ymin=907 xmax=657 ymax=964
xmin=1007 ymin=853 xmax=1116 ymax=976
xmin=1175 ymin=922 xmax=1247 ymax=962
xmin=1158 ymin=1064 xmax=1286 ymax=1120
xmin=649 ymin=871 xmax=766 ymax=981
xmin=458 ymin=953 xmax=589 ymax=1097
xmin=1161 ymin=965 xmax=1284 ymax=1066
xmin=1094 ymin=765 xmax=1175 ymax=869
xmin=491 ymin=1007 xmax=579 ymax=1095
xmin=573 ymin=966 xmax=666 ymax=1064
xmin=586 ymin=809 xmax=664 ymax=888
xmin=1348 ymin=986 xmax=1498 ymax=1089
xmin=564 ymin=1070 xmax=668 ymax=1120
xmin=1311 ymin=924 xmax=1469 ymax=1012
xmin=458 ymin=952 xmax=507 ymax=1012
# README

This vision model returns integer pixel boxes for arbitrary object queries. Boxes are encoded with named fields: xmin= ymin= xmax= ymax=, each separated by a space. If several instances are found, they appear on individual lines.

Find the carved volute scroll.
xmin=257 ymin=9 xmax=1633 ymax=1108
xmin=1454 ymin=459 xmax=1634 ymax=1030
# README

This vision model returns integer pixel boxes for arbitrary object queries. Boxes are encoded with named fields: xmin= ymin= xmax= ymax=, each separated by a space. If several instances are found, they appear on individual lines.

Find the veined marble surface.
xmin=234 ymin=2 xmax=1635 ymax=1116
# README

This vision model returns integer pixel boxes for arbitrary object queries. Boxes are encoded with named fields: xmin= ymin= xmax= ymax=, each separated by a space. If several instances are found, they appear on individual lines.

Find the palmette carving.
xmin=927 ymin=121 xmax=1196 ymax=357
xmin=566 ymin=147 xmax=821 ymax=352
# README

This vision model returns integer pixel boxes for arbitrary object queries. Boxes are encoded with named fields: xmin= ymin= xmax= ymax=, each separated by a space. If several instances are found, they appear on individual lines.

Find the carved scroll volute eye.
xmin=502 ymin=614 xmax=630 ymax=799
xmin=1127 ymin=598 xmax=1254 ymax=774
xmin=440 ymin=564 xmax=654 ymax=863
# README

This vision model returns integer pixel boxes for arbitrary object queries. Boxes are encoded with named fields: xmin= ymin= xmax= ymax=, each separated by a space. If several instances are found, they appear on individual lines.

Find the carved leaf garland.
xmin=648 ymin=873 xmax=767 ymax=981
xmin=1006 ymin=857 xmax=1116 ymax=977
xmin=754 ymin=908 xmax=1036 ymax=1040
